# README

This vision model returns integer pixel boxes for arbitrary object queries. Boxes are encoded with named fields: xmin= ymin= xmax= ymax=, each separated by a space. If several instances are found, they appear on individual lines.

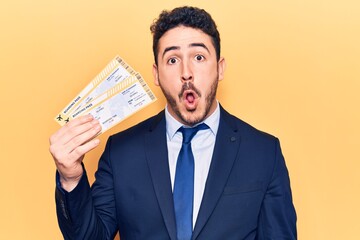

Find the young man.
xmin=50 ymin=6 xmax=297 ymax=240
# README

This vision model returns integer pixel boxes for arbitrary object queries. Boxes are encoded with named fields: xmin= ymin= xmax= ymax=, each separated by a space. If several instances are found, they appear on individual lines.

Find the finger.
xmin=62 ymin=119 xmax=100 ymax=146
xmin=50 ymin=115 xmax=98 ymax=144
xmin=69 ymin=138 xmax=101 ymax=161
xmin=56 ymin=115 xmax=95 ymax=142
xmin=50 ymin=122 xmax=101 ymax=164
xmin=62 ymin=122 xmax=102 ymax=155
xmin=50 ymin=114 xmax=94 ymax=144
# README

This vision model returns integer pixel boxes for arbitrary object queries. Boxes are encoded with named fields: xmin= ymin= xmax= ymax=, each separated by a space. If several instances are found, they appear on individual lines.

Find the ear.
xmin=152 ymin=63 xmax=160 ymax=86
xmin=217 ymin=57 xmax=226 ymax=81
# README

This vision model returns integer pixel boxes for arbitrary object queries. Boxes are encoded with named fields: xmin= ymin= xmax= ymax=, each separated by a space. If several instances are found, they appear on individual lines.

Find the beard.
xmin=158 ymin=76 xmax=219 ymax=126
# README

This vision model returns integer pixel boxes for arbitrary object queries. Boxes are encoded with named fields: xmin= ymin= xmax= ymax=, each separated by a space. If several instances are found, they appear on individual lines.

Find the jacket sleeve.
xmin=256 ymin=139 xmax=297 ymax=239
xmin=55 ymin=137 xmax=118 ymax=240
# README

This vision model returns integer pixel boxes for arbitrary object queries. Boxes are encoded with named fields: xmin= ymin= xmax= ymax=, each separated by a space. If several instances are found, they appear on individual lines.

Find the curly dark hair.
xmin=150 ymin=6 xmax=221 ymax=64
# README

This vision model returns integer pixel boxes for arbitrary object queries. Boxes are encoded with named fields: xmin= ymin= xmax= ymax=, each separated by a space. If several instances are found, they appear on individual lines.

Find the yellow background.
xmin=1 ymin=0 xmax=359 ymax=239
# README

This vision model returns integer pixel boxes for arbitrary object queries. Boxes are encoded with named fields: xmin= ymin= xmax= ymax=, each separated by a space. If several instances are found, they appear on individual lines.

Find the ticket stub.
xmin=85 ymin=76 xmax=156 ymax=133
xmin=54 ymin=56 xmax=157 ymax=134
xmin=55 ymin=56 xmax=136 ymax=125
xmin=69 ymin=74 xmax=138 ymax=120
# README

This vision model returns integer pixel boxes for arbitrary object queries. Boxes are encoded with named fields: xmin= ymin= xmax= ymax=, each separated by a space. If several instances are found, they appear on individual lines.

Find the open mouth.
xmin=185 ymin=91 xmax=196 ymax=103
xmin=182 ymin=90 xmax=198 ymax=110
xmin=178 ymin=82 xmax=201 ymax=110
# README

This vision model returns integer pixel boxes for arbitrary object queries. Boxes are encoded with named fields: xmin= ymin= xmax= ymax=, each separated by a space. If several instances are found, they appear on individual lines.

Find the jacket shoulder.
xmin=220 ymin=106 xmax=279 ymax=143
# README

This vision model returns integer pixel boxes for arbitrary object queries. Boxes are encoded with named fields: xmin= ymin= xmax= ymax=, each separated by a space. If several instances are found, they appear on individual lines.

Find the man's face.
xmin=153 ymin=26 xmax=225 ymax=126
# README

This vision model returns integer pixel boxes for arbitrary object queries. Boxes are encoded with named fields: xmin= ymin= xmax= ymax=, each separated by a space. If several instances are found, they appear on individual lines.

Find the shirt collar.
xmin=165 ymin=101 xmax=220 ymax=140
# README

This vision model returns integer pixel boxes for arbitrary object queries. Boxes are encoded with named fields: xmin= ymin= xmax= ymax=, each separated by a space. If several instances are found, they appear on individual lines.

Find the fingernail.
xmin=94 ymin=124 xmax=101 ymax=131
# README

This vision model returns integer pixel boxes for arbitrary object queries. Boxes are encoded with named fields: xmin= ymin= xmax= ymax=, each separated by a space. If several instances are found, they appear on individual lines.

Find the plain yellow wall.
xmin=1 ymin=0 xmax=359 ymax=239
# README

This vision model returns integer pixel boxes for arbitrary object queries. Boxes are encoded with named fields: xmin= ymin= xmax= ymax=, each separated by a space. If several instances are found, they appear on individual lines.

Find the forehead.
xmin=158 ymin=26 xmax=214 ymax=52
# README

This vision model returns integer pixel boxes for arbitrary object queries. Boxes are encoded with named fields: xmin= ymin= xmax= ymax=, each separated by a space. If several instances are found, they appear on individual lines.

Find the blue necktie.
xmin=173 ymin=123 xmax=209 ymax=240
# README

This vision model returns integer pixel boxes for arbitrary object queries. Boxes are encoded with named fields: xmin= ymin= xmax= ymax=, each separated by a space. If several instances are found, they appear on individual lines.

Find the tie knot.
xmin=179 ymin=123 xmax=209 ymax=144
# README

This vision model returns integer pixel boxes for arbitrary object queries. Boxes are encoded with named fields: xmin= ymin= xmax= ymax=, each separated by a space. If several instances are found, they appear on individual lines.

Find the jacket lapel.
xmin=192 ymin=107 xmax=241 ymax=239
xmin=144 ymin=111 xmax=177 ymax=240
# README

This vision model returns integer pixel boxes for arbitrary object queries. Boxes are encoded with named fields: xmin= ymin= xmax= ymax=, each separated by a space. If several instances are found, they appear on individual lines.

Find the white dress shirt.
xmin=165 ymin=102 xmax=220 ymax=228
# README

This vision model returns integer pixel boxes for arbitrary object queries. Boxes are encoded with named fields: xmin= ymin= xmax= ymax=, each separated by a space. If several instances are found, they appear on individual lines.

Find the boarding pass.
xmin=54 ymin=56 xmax=157 ymax=134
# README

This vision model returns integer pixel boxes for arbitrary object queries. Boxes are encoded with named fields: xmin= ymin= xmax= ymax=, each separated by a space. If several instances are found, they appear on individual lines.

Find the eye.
xmin=195 ymin=54 xmax=205 ymax=61
xmin=167 ymin=57 xmax=178 ymax=65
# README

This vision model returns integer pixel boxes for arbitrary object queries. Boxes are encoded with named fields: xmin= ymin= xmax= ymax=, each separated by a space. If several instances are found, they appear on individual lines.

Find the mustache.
xmin=178 ymin=82 xmax=202 ymax=99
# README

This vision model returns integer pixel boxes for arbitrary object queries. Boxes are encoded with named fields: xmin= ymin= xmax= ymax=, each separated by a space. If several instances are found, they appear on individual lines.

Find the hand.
xmin=49 ymin=115 xmax=102 ymax=192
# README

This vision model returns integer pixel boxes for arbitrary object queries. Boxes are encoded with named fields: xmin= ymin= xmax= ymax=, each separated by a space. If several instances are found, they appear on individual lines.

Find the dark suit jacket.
xmin=56 ymin=106 xmax=297 ymax=239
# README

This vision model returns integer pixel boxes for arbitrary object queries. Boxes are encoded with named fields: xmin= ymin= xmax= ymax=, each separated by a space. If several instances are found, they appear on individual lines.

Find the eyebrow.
xmin=162 ymin=46 xmax=180 ymax=58
xmin=189 ymin=43 xmax=210 ymax=53
xmin=161 ymin=42 xmax=210 ymax=58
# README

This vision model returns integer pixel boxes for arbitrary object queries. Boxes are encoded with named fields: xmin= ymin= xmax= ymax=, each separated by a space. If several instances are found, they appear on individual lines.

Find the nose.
xmin=181 ymin=60 xmax=193 ymax=82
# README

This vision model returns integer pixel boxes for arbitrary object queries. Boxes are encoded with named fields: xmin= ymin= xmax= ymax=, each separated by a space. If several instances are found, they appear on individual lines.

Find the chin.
xmin=180 ymin=108 xmax=207 ymax=126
